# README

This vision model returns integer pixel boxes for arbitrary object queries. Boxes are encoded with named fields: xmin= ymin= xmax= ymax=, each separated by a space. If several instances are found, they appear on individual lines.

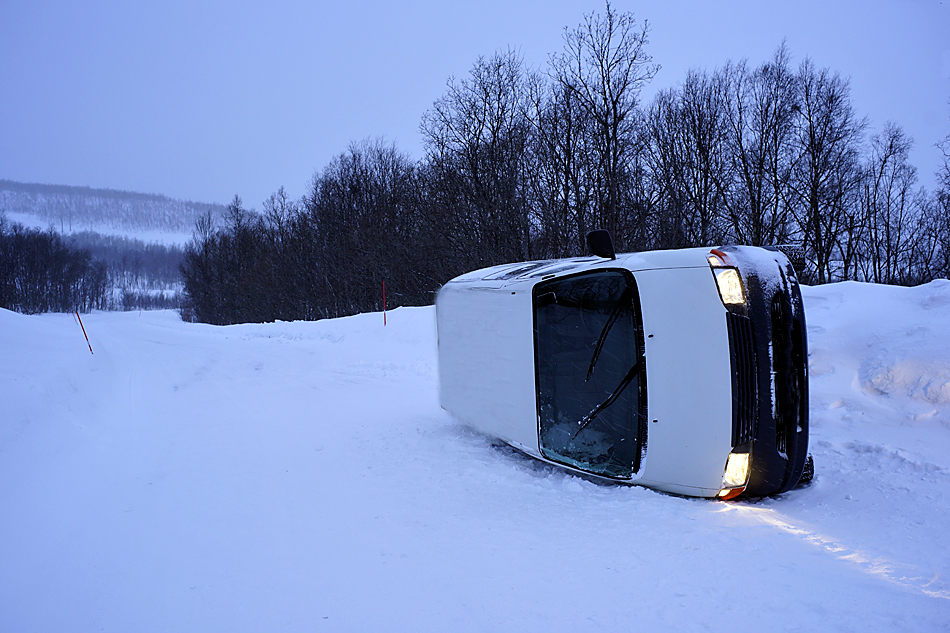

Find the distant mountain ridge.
xmin=0 ymin=179 xmax=226 ymax=234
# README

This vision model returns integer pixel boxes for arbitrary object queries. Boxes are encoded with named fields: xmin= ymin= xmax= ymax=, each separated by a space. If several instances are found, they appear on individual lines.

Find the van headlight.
xmin=708 ymin=249 xmax=747 ymax=307
xmin=723 ymin=452 xmax=750 ymax=487
xmin=713 ymin=268 xmax=746 ymax=305
xmin=719 ymin=451 xmax=751 ymax=500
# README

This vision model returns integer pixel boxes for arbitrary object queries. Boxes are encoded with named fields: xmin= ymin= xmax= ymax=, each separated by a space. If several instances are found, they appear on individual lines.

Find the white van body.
xmin=437 ymin=246 xmax=809 ymax=499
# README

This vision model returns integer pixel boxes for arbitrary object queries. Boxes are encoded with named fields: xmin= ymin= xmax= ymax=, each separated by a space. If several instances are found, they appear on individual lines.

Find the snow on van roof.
xmin=447 ymin=248 xmax=722 ymax=286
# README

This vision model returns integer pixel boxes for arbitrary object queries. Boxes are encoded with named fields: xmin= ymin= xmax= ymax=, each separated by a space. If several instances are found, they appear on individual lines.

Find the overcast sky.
xmin=1 ymin=0 xmax=948 ymax=209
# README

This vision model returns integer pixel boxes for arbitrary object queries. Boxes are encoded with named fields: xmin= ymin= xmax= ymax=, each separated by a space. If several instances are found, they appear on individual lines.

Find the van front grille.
xmin=727 ymin=313 xmax=758 ymax=447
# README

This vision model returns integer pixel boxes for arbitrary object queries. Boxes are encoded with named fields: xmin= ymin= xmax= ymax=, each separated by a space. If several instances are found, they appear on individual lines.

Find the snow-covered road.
xmin=2 ymin=281 xmax=949 ymax=631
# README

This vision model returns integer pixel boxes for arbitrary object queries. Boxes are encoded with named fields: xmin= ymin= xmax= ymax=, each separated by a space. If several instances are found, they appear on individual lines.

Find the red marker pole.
xmin=383 ymin=280 xmax=387 ymax=326
xmin=76 ymin=310 xmax=93 ymax=354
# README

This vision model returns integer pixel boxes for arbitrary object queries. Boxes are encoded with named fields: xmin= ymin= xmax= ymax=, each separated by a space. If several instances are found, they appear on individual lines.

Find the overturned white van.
xmin=437 ymin=235 xmax=810 ymax=499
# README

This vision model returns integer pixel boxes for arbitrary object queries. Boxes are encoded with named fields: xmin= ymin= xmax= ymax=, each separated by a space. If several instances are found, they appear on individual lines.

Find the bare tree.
xmin=526 ymin=74 xmax=597 ymax=257
xmin=262 ymin=187 xmax=297 ymax=238
xmin=895 ymin=114 xmax=950 ymax=284
xmin=789 ymin=58 xmax=866 ymax=283
xmin=550 ymin=1 xmax=658 ymax=250
xmin=645 ymin=69 xmax=729 ymax=248
xmin=931 ymin=117 xmax=950 ymax=279
xmin=857 ymin=123 xmax=928 ymax=284
xmin=719 ymin=44 xmax=798 ymax=246
xmin=644 ymin=87 xmax=687 ymax=247
xmin=421 ymin=49 xmax=533 ymax=268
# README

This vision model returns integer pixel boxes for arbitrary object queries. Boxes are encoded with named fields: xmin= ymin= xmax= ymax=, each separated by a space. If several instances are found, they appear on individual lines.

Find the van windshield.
xmin=534 ymin=270 xmax=646 ymax=478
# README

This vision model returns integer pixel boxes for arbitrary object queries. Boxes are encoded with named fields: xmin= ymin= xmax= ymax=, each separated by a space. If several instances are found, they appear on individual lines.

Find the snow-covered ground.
xmin=2 ymin=281 xmax=949 ymax=632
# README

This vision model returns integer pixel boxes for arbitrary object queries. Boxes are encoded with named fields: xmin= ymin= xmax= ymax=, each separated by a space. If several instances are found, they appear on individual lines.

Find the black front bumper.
xmin=724 ymin=247 xmax=809 ymax=497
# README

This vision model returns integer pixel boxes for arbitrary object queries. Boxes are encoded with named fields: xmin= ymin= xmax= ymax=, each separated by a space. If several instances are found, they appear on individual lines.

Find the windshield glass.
xmin=533 ymin=270 xmax=646 ymax=478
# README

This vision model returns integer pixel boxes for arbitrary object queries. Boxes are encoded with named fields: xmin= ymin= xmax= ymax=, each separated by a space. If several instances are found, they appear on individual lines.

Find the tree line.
xmin=67 ymin=232 xmax=185 ymax=311
xmin=181 ymin=3 xmax=950 ymax=324
xmin=0 ymin=216 xmax=108 ymax=314
xmin=0 ymin=215 xmax=186 ymax=314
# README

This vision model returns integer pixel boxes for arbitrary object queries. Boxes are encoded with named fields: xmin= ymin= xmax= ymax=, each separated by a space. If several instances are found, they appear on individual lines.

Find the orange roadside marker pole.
xmin=75 ymin=310 xmax=93 ymax=354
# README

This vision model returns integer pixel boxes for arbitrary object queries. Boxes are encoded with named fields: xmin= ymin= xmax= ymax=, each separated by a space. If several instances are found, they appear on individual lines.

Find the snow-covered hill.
xmin=2 ymin=281 xmax=949 ymax=631
xmin=0 ymin=180 xmax=224 ymax=245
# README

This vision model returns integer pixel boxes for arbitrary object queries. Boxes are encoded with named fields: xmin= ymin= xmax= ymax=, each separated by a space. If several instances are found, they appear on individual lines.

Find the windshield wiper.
xmin=572 ymin=357 xmax=644 ymax=440
xmin=585 ymin=286 xmax=633 ymax=382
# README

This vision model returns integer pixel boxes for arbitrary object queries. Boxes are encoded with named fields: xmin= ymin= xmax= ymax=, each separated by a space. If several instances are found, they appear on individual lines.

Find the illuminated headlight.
xmin=713 ymin=268 xmax=746 ymax=306
xmin=720 ymin=451 xmax=751 ymax=499
xmin=722 ymin=451 xmax=750 ymax=488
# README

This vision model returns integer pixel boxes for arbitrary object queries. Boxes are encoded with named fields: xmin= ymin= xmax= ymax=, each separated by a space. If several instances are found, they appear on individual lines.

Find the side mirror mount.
xmin=586 ymin=230 xmax=616 ymax=260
